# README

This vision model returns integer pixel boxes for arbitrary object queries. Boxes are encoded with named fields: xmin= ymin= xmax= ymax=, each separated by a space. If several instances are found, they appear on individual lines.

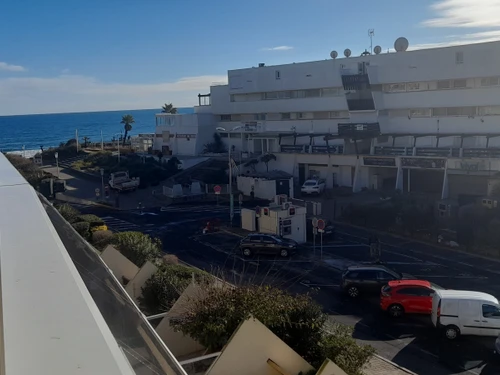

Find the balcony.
xmin=280 ymin=145 xmax=344 ymax=154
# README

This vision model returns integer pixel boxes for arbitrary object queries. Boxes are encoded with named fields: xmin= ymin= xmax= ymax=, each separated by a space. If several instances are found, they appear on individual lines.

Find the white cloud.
xmin=0 ymin=74 xmax=227 ymax=115
xmin=261 ymin=46 xmax=294 ymax=51
xmin=410 ymin=30 xmax=500 ymax=50
xmin=0 ymin=62 xmax=26 ymax=72
xmin=423 ymin=0 xmax=500 ymax=28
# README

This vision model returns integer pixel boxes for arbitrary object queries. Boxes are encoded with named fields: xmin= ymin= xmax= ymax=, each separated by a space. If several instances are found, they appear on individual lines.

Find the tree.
xmin=111 ymin=231 xmax=161 ymax=266
xmin=203 ymin=133 xmax=227 ymax=154
xmin=244 ymin=158 xmax=259 ymax=173
xmin=166 ymin=156 xmax=181 ymax=171
xmin=161 ymin=103 xmax=178 ymax=114
xmin=82 ymin=136 xmax=90 ymax=148
xmin=121 ymin=114 xmax=135 ymax=146
xmin=171 ymin=284 xmax=373 ymax=374
xmin=139 ymin=264 xmax=210 ymax=315
xmin=259 ymin=153 xmax=276 ymax=172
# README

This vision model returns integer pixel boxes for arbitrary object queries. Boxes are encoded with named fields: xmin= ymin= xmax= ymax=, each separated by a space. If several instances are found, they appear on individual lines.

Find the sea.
xmin=0 ymin=107 xmax=194 ymax=157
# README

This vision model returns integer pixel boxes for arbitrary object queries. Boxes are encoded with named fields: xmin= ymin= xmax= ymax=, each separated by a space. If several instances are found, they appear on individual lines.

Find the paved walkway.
xmin=364 ymin=355 xmax=417 ymax=375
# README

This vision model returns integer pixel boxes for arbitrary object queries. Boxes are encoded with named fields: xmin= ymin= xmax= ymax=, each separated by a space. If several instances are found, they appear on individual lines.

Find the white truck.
xmin=108 ymin=171 xmax=140 ymax=192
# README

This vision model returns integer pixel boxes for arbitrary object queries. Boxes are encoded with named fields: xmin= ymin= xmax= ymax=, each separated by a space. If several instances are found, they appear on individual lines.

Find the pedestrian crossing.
xmin=101 ymin=216 xmax=141 ymax=232
xmin=160 ymin=204 xmax=241 ymax=214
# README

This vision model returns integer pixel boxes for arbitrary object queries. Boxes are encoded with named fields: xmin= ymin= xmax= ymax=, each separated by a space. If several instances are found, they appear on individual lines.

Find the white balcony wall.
xmin=373 ymin=87 xmax=500 ymax=109
xmin=227 ymin=60 xmax=343 ymax=94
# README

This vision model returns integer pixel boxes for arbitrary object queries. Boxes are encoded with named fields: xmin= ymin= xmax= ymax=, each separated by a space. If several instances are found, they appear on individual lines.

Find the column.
xmin=441 ymin=161 xmax=450 ymax=199
xmin=352 ymin=158 xmax=362 ymax=193
xmin=395 ymin=158 xmax=404 ymax=191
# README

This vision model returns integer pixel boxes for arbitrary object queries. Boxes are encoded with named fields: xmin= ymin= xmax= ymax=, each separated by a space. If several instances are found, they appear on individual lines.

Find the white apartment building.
xmin=156 ymin=39 xmax=500 ymax=202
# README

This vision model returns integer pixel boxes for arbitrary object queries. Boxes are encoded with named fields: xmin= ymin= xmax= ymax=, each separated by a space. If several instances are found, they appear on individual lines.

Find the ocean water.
xmin=0 ymin=107 xmax=194 ymax=153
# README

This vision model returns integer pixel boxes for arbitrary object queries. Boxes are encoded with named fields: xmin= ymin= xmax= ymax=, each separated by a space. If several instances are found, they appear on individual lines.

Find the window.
xmin=297 ymin=112 xmax=304 ymax=119
xmin=407 ymin=82 xmax=423 ymax=91
xmin=389 ymin=109 xmax=409 ymax=118
xmin=314 ymin=112 xmax=329 ymax=120
xmin=275 ymin=70 xmax=281 ymax=80
xmin=481 ymin=77 xmax=500 ymax=87
xmin=446 ymin=107 xmax=477 ymax=116
xmin=292 ymin=90 xmax=306 ymax=99
xmin=409 ymin=108 xmax=431 ymax=117
xmin=432 ymin=107 xmax=447 ymax=117
xmin=278 ymin=91 xmax=291 ymax=99
xmin=360 ymin=271 xmax=378 ymax=280
xmin=378 ymin=109 xmax=389 ymax=116
xmin=482 ymin=304 xmax=500 ymax=318
xmin=321 ymin=88 xmax=339 ymax=97
xmin=230 ymin=95 xmax=235 ymax=102
xmin=453 ymin=79 xmax=467 ymax=88
xmin=456 ymin=51 xmax=464 ymax=64
xmin=264 ymin=92 xmax=278 ymax=100
xmin=231 ymin=114 xmax=241 ymax=122
xmin=479 ymin=106 xmax=500 ymax=116
xmin=220 ymin=114 xmax=231 ymax=121
xmin=377 ymin=271 xmax=396 ymax=281
xmin=254 ymin=113 xmax=266 ymax=121
xmin=305 ymin=89 xmax=321 ymax=98
xmin=384 ymin=83 xmax=406 ymax=92
xmin=437 ymin=80 xmax=451 ymax=89
xmin=396 ymin=287 xmax=419 ymax=296
xmin=281 ymin=113 xmax=291 ymax=120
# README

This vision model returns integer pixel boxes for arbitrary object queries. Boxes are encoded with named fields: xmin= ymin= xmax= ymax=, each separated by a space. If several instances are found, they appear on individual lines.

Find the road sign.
xmin=317 ymin=219 xmax=325 ymax=232
xmin=214 ymin=185 xmax=221 ymax=195
xmin=312 ymin=217 xmax=319 ymax=228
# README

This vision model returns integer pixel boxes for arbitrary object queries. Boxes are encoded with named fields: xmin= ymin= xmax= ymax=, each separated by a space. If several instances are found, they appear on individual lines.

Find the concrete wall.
xmin=100 ymin=245 xmax=139 ymax=284
xmin=205 ymin=317 xmax=313 ymax=375
xmin=316 ymin=359 xmax=348 ymax=375
xmin=124 ymin=261 xmax=157 ymax=303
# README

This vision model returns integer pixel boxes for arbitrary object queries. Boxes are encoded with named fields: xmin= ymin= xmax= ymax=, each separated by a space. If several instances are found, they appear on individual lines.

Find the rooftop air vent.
xmin=258 ymin=63 xmax=265 ymax=67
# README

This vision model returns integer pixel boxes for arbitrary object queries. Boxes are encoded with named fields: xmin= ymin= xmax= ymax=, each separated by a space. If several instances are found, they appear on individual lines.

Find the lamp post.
xmin=216 ymin=125 xmax=243 ymax=227
xmin=100 ymin=168 xmax=105 ymax=201
xmin=55 ymin=152 xmax=59 ymax=178
xmin=114 ymin=133 xmax=121 ymax=162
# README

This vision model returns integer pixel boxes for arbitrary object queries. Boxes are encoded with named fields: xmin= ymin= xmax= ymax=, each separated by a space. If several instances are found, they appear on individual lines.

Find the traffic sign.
xmin=312 ymin=217 xmax=318 ymax=228
xmin=317 ymin=219 xmax=325 ymax=231
xmin=214 ymin=185 xmax=221 ymax=195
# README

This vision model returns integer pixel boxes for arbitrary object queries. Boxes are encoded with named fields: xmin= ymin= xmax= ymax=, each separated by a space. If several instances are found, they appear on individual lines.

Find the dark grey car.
xmin=239 ymin=233 xmax=298 ymax=257
xmin=341 ymin=265 xmax=414 ymax=298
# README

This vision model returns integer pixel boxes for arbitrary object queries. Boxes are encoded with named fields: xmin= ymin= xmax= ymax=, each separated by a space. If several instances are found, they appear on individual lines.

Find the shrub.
xmin=91 ymin=230 xmax=114 ymax=250
xmin=111 ymin=231 xmax=161 ymax=266
xmin=77 ymin=214 xmax=105 ymax=227
xmin=56 ymin=203 xmax=81 ymax=223
xmin=91 ymin=224 xmax=108 ymax=232
xmin=72 ymin=221 xmax=91 ymax=238
xmin=139 ymin=264 xmax=209 ymax=315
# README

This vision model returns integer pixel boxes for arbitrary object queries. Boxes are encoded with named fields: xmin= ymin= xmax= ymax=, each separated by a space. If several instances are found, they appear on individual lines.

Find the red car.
xmin=380 ymin=279 xmax=443 ymax=317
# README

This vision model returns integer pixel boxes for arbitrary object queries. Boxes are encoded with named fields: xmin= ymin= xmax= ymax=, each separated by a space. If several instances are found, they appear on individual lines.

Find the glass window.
xmin=377 ymin=271 xmax=396 ymax=281
xmin=264 ymin=92 xmax=278 ymax=100
xmin=384 ymin=83 xmax=406 ymax=92
xmin=453 ymin=79 xmax=467 ymax=88
xmin=396 ymin=287 xmax=418 ymax=296
xmin=437 ymin=80 xmax=451 ymax=90
xmin=314 ymin=112 xmax=329 ymax=119
xmin=281 ymin=113 xmax=291 ymax=120
xmin=409 ymin=108 xmax=431 ymax=117
xmin=361 ymin=270 xmax=378 ymax=280
xmin=482 ymin=304 xmax=500 ymax=318
xmin=293 ymin=90 xmax=306 ymax=99
xmin=432 ymin=108 xmax=447 ymax=117
xmin=407 ymin=82 xmax=423 ymax=91
xmin=278 ymin=91 xmax=291 ymax=99
xmin=481 ymin=77 xmax=499 ymax=87
xmin=321 ymin=88 xmax=339 ymax=97
xmin=220 ymin=114 xmax=231 ymax=121
xmin=305 ymin=89 xmax=321 ymax=98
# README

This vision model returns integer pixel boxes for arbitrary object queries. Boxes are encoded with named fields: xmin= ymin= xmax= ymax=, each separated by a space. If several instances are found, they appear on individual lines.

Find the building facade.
xmin=157 ymin=39 xmax=500 ymax=201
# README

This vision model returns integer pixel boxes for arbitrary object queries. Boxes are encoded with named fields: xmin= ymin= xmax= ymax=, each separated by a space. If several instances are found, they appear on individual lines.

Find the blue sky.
xmin=1 ymin=0 xmax=499 ymax=115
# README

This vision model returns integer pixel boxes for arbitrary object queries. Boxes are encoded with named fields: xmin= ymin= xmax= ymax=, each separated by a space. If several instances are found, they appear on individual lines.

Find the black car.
xmin=239 ymin=233 xmax=298 ymax=257
xmin=341 ymin=265 xmax=414 ymax=298
xmin=306 ymin=218 xmax=335 ymax=240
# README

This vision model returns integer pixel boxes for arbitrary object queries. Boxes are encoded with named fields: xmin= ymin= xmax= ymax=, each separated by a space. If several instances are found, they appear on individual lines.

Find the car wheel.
xmin=242 ymin=248 xmax=252 ymax=257
xmin=444 ymin=325 xmax=460 ymax=340
xmin=280 ymin=249 xmax=289 ymax=257
xmin=388 ymin=304 xmax=404 ymax=318
xmin=347 ymin=286 xmax=360 ymax=298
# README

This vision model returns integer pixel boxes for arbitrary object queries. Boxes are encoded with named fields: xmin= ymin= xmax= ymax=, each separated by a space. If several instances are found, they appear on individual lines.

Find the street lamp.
xmin=100 ymin=168 xmax=105 ymax=201
xmin=55 ymin=152 xmax=60 ymax=178
xmin=113 ymin=133 xmax=122 ymax=162
xmin=216 ymin=125 xmax=243 ymax=226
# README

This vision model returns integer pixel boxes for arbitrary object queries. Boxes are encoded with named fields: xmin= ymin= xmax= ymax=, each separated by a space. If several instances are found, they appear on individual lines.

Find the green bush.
xmin=56 ymin=203 xmax=81 ymax=223
xmin=91 ymin=230 xmax=114 ymax=250
xmin=72 ymin=221 xmax=91 ymax=238
xmin=111 ymin=231 xmax=161 ymax=266
xmin=172 ymin=284 xmax=374 ymax=375
xmin=77 ymin=214 xmax=105 ymax=227
xmin=139 ymin=264 xmax=210 ymax=315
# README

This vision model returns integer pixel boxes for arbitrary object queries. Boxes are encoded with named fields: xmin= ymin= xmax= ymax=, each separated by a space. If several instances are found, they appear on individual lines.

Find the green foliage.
xmin=203 ymin=133 xmax=227 ymax=154
xmin=42 ymin=143 xmax=84 ymax=161
xmin=111 ymin=231 xmax=161 ymax=266
xmin=91 ymin=230 xmax=114 ymax=250
xmin=139 ymin=264 xmax=210 ymax=315
xmin=5 ymin=154 xmax=51 ymax=189
xmin=72 ymin=221 xmax=91 ymax=238
xmin=161 ymin=103 xmax=177 ymax=114
xmin=259 ymin=153 xmax=277 ymax=172
xmin=171 ymin=285 xmax=373 ymax=374
xmin=56 ymin=203 xmax=81 ymax=223
xmin=121 ymin=114 xmax=135 ymax=146
xmin=76 ymin=214 xmax=105 ymax=227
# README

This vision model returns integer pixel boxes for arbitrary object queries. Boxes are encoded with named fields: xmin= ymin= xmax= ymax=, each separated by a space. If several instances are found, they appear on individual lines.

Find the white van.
xmin=431 ymin=290 xmax=500 ymax=340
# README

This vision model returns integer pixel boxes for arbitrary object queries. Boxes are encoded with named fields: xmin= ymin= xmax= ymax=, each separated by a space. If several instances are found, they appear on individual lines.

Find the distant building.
xmin=156 ymin=39 xmax=500 ymax=202
xmin=131 ymin=133 xmax=154 ymax=152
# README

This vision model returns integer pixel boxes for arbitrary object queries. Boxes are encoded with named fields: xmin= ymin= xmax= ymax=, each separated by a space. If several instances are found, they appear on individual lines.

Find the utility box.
xmin=257 ymin=203 xmax=307 ymax=243
xmin=241 ymin=208 xmax=257 ymax=232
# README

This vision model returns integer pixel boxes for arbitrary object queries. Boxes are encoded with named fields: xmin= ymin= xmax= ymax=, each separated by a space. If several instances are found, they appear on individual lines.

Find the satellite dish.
xmin=330 ymin=50 xmax=338 ymax=59
xmin=374 ymin=45 xmax=382 ymax=55
xmin=394 ymin=37 xmax=409 ymax=52
xmin=344 ymin=49 xmax=351 ymax=58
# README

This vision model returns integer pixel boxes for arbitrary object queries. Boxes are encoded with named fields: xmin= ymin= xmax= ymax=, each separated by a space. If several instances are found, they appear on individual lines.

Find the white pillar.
xmin=441 ymin=161 xmax=449 ymax=199
xmin=352 ymin=158 xmax=362 ymax=193
xmin=395 ymin=158 xmax=404 ymax=191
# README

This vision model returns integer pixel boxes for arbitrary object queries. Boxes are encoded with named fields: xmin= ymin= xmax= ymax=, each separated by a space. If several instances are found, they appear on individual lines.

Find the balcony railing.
xmin=280 ymin=145 xmax=344 ymax=154
xmin=463 ymin=148 xmax=500 ymax=158
xmin=374 ymin=147 xmax=412 ymax=156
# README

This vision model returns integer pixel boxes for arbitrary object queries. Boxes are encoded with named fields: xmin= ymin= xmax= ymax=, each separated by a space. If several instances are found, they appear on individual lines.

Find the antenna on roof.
xmin=368 ymin=29 xmax=375 ymax=55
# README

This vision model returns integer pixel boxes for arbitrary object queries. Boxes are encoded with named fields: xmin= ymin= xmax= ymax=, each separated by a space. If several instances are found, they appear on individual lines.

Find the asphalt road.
xmin=76 ymin=202 xmax=500 ymax=375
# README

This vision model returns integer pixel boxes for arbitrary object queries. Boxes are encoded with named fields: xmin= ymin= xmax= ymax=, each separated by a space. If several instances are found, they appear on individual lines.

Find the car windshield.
xmin=304 ymin=181 xmax=317 ymax=186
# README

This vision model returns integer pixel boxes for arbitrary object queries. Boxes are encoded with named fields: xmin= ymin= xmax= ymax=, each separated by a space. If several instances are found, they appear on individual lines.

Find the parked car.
xmin=380 ymin=280 xmax=444 ymax=317
xmin=306 ymin=218 xmax=335 ymax=240
xmin=239 ymin=233 xmax=298 ymax=258
xmin=301 ymin=179 xmax=326 ymax=195
xmin=431 ymin=289 xmax=500 ymax=340
xmin=341 ymin=265 xmax=414 ymax=298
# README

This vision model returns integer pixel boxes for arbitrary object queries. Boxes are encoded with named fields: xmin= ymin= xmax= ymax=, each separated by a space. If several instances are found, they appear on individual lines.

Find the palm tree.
xmin=161 ymin=103 xmax=178 ymax=114
xmin=121 ymin=114 xmax=135 ymax=146
xmin=82 ymin=136 xmax=90 ymax=148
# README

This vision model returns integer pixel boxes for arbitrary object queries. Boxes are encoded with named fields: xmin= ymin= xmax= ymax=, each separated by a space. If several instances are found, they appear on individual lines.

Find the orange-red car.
xmin=380 ymin=279 xmax=443 ymax=318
